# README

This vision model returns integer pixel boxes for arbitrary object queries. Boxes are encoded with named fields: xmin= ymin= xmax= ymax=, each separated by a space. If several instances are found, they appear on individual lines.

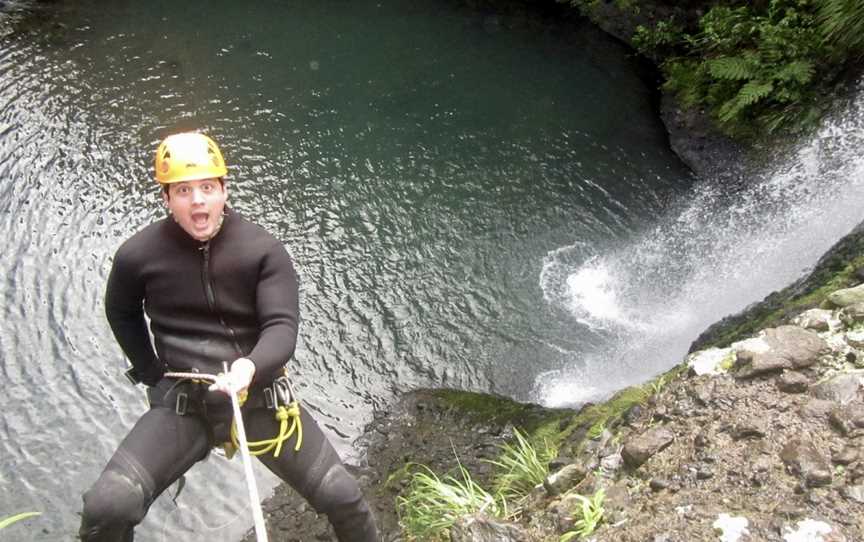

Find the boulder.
xmin=841 ymin=485 xmax=864 ymax=504
xmin=846 ymin=329 xmax=864 ymax=349
xmin=828 ymin=283 xmax=864 ymax=307
xmin=811 ymin=372 xmax=863 ymax=405
xmin=793 ymin=308 xmax=833 ymax=331
xmin=622 ymin=426 xmax=675 ymax=469
xmin=799 ymin=399 xmax=838 ymax=420
xmin=777 ymin=371 xmax=810 ymax=393
xmin=544 ymin=463 xmax=587 ymax=496
xmin=735 ymin=326 xmax=827 ymax=378
xmin=731 ymin=417 xmax=768 ymax=440
xmin=839 ymin=302 xmax=864 ymax=327
xmin=829 ymin=404 xmax=864 ymax=436
xmin=780 ymin=438 xmax=833 ymax=487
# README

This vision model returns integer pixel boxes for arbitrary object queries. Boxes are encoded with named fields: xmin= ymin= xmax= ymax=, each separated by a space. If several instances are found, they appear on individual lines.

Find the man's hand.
xmin=209 ymin=357 xmax=256 ymax=396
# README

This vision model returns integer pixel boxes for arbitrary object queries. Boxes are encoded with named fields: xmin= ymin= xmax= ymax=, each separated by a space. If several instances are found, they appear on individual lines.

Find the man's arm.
xmin=245 ymin=242 xmax=300 ymax=383
xmin=104 ymin=250 xmax=163 ymax=386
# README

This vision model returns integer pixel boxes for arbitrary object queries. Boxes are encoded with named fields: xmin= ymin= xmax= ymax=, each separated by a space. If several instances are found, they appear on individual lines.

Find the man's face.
xmin=162 ymin=178 xmax=227 ymax=241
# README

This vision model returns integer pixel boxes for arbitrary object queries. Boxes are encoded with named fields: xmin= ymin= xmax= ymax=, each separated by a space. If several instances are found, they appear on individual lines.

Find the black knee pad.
xmin=310 ymin=464 xmax=363 ymax=511
xmin=81 ymin=468 xmax=151 ymax=530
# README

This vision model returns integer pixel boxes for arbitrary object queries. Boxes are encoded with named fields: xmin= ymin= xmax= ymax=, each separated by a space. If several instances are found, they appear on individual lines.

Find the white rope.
xmin=164 ymin=371 xmax=219 ymax=381
xmin=165 ymin=368 xmax=269 ymax=542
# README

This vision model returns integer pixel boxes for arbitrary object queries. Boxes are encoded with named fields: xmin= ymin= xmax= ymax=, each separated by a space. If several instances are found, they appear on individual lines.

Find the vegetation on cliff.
xmin=569 ymin=0 xmax=864 ymax=139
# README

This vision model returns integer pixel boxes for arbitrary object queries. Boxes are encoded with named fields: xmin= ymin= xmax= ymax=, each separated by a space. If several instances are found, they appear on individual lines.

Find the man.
xmin=80 ymin=132 xmax=378 ymax=541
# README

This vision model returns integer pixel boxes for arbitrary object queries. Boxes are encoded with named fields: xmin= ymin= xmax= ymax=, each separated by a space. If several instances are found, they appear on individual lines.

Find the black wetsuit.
xmin=80 ymin=210 xmax=378 ymax=541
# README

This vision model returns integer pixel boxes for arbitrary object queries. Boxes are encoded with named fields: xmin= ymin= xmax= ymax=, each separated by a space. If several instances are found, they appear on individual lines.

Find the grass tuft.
xmin=559 ymin=488 xmax=605 ymax=541
xmin=488 ymin=428 xmax=556 ymax=501
xmin=397 ymin=462 xmax=506 ymax=540
xmin=0 ymin=512 xmax=41 ymax=531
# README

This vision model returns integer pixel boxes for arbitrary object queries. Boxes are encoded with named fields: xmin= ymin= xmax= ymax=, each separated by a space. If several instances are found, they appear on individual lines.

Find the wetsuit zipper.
xmin=201 ymin=241 xmax=244 ymax=356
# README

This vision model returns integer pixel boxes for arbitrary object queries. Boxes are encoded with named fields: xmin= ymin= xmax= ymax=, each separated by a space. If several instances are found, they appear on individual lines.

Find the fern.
xmin=738 ymin=81 xmax=774 ymax=105
xmin=774 ymin=59 xmax=815 ymax=84
xmin=818 ymin=0 xmax=864 ymax=54
xmin=708 ymin=56 xmax=753 ymax=81
xmin=717 ymin=96 xmax=749 ymax=126
xmin=658 ymin=0 xmax=836 ymax=137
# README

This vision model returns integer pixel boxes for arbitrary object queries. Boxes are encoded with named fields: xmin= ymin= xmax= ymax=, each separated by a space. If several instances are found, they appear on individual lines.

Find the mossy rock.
xmin=690 ymin=221 xmax=864 ymax=352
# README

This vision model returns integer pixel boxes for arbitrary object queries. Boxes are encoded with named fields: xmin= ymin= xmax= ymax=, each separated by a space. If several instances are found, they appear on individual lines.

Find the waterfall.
xmin=536 ymin=81 xmax=864 ymax=407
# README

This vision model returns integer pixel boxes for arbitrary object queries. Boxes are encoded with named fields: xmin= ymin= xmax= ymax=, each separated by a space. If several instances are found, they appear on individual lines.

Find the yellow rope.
xmin=230 ymin=401 xmax=303 ymax=458
xmin=162 ymin=371 xmax=302 ymax=459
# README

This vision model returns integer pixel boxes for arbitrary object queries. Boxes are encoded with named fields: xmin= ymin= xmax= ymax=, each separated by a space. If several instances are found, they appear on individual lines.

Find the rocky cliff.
xmin=245 ymin=223 xmax=864 ymax=541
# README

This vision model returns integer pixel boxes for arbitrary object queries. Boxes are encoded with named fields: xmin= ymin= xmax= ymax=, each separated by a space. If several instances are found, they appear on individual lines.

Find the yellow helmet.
xmin=154 ymin=132 xmax=227 ymax=185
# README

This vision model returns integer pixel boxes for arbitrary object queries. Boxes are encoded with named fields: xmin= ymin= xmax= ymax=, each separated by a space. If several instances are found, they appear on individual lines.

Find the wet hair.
xmin=162 ymin=178 xmax=225 ymax=199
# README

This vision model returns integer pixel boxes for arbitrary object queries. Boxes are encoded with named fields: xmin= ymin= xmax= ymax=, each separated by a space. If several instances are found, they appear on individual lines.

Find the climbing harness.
xmin=162 ymin=369 xmax=303 ymax=458
xmin=162 ymin=366 xmax=301 ymax=542
xmin=231 ymin=374 xmax=303 ymax=457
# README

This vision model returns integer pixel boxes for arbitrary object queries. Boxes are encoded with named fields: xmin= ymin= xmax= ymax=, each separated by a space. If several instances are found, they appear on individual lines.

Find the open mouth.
xmin=191 ymin=211 xmax=210 ymax=228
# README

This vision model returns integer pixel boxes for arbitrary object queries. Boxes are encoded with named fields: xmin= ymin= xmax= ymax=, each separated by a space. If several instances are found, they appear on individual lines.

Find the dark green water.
xmin=0 ymin=0 xmax=696 ymax=539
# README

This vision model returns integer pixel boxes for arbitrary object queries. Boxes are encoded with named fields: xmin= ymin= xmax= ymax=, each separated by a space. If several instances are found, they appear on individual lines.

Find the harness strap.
xmin=163 ymin=370 xmax=303 ymax=458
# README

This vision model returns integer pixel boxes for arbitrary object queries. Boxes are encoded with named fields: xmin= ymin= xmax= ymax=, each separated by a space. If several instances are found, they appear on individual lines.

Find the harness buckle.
xmin=176 ymin=392 xmax=189 ymax=416
xmin=273 ymin=376 xmax=293 ymax=405
xmin=264 ymin=387 xmax=276 ymax=409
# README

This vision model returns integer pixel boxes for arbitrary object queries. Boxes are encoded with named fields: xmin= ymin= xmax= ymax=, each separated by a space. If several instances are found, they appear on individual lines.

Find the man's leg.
xmin=247 ymin=405 xmax=379 ymax=542
xmin=79 ymin=407 xmax=211 ymax=541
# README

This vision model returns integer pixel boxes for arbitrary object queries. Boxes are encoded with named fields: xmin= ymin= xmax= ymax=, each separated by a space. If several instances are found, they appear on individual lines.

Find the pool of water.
xmin=0 ymin=0 xmax=693 ymax=539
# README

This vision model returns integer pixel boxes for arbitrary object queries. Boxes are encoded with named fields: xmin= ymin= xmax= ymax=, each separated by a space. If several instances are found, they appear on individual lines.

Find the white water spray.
xmin=537 ymin=82 xmax=864 ymax=408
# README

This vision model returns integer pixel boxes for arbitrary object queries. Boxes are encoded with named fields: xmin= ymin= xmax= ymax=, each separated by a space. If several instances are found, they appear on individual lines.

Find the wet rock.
xmin=839 ymin=302 xmax=864 ymax=326
xmin=811 ymin=372 xmax=863 ymax=404
xmin=780 ymin=438 xmax=833 ymax=487
xmin=735 ymin=326 xmax=828 ymax=378
xmin=793 ymin=308 xmax=834 ymax=331
xmin=622 ymin=426 xmax=675 ymax=469
xmin=450 ymin=514 xmax=528 ymax=542
xmin=828 ymin=283 xmax=864 ymax=307
xmin=829 ymin=403 xmax=864 ymax=436
xmin=777 ymin=371 xmax=810 ymax=393
xmin=543 ymin=463 xmax=587 ymax=496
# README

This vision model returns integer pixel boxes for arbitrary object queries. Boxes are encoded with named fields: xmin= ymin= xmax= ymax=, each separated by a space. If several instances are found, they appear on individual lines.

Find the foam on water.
xmin=536 ymin=81 xmax=864 ymax=407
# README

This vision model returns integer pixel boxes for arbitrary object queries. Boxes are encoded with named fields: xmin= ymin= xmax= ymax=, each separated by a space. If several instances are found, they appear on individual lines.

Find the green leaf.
xmin=708 ymin=56 xmax=753 ymax=80
xmin=738 ymin=80 xmax=774 ymax=105
xmin=0 ymin=512 xmax=41 ymax=530
xmin=774 ymin=59 xmax=815 ymax=84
